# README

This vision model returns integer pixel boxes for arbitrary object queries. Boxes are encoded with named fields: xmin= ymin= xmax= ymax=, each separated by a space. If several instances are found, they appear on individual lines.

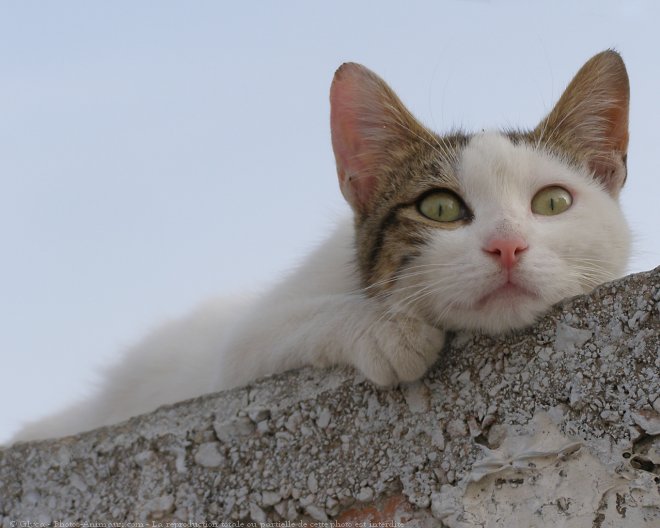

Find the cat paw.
xmin=355 ymin=316 xmax=445 ymax=386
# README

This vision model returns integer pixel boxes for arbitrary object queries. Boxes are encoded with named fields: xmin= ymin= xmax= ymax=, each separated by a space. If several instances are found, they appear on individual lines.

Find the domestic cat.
xmin=13 ymin=50 xmax=631 ymax=442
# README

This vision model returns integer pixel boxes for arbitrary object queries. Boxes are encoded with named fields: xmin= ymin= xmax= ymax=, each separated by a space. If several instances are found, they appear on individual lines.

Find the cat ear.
xmin=330 ymin=63 xmax=429 ymax=213
xmin=535 ymin=50 xmax=630 ymax=196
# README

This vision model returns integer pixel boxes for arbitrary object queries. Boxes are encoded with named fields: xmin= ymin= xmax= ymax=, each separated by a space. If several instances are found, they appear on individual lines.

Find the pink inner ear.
xmin=330 ymin=65 xmax=381 ymax=212
xmin=604 ymin=103 xmax=629 ymax=154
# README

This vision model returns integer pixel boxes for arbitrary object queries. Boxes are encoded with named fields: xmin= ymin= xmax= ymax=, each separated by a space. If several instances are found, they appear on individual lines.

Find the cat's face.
xmin=330 ymin=51 xmax=631 ymax=333
xmin=400 ymin=131 xmax=629 ymax=332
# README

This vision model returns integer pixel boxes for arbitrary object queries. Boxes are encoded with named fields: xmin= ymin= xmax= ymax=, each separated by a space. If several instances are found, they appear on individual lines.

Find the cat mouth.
xmin=475 ymin=281 xmax=538 ymax=309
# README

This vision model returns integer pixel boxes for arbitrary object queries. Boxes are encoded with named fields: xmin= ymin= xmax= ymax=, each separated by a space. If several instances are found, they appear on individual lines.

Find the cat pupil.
xmin=550 ymin=197 xmax=555 ymax=211
xmin=438 ymin=204 xmax=443 ymax=217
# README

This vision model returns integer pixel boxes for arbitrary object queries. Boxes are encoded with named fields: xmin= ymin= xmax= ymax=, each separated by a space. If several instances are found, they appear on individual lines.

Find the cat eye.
xmin=417 ymin=191 xmax=468 ymax=223
xmin=531 ymin=186 xmax=573 ymax=216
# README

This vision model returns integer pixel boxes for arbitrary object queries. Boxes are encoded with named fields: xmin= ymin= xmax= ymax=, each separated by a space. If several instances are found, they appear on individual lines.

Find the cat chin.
xmin=448 ymin=310 xmax=541 ymax=335
xmin=474 ymin=282 xmax=538 ymax=310
xmin=435 ymin=295 xmax=549 ymax=335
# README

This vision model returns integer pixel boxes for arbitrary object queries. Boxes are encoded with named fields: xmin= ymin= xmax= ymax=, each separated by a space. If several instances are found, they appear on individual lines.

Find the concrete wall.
xmin=1 ymin=267 xmax=659 ymax=527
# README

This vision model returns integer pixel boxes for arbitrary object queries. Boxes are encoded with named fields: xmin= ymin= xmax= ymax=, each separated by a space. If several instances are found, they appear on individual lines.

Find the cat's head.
xmin=330 ymin=50 xmax=631 ymax=333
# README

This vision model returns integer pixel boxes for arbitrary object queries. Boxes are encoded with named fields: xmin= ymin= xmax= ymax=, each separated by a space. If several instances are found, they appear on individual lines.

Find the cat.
xmin=13 ymin=50 xmax=631 ymax=442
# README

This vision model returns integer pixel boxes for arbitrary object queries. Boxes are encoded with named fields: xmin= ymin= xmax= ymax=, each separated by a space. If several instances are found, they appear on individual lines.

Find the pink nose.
xmin=483 ymin=237 xmax=528 ymax=269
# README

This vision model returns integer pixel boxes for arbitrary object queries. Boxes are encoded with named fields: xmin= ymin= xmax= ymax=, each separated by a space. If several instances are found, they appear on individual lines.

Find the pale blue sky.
xmin=2 ymin=0 xmax=659 ymax=442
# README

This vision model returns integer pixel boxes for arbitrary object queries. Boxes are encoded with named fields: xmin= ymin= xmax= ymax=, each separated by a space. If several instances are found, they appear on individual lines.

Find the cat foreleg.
xmin=218 ymin=294 xmax=445 ymax=388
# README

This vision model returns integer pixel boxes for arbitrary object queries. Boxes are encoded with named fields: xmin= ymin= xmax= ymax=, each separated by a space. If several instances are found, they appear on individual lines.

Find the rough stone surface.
xmin=1 ymin=267 xmax=659 ymax=527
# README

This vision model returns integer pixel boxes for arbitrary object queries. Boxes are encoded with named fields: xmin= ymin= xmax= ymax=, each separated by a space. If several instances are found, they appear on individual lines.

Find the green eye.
xmin=531 ymin=186 xmax=573 ymax=216
xmin=418 ymin=191 xmax=466 ymax=222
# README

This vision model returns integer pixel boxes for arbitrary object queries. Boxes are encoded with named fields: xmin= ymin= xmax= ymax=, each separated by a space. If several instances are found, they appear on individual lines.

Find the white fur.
xmin=12 ymin=132 xmax=630 ymax=443
xmin=14 ymin=296 xmax=252 ymax=441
